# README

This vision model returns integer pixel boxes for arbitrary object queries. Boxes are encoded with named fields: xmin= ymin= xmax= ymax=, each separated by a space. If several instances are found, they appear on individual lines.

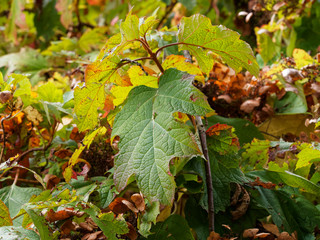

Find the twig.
xmin=0 ymin=112 xmax=13 ymax=162
xmin=156 ymin=0 xmax=178 ymax=30
xmin=139 ymin=39 xmax=164 ymax=73
xmin=120 ymin=58 xmax=149 ymax=76
xmin=2 ymin=177 xmax=41 ymax=184
xmin=196 ymin=116 xmax=215 ymax=232
xmin=13 ymin=168 xmax=20 ymax=185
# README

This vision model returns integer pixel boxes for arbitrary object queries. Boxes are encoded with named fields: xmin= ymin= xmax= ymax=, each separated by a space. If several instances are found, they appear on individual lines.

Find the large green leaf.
xmin=112 ymin=69 xmax=212 ymax=204
xmin=145 ymin=214 xmax=195 ymax=240
xmin=0 ymin=185 xmax=42 ymax=226
xmin=253 ymin=187 xmax=320 ymax=239
xmin=0 ymin=226 xmax=40 ymax=240
xmin=178 ymin=14 xmax=259 ymax=76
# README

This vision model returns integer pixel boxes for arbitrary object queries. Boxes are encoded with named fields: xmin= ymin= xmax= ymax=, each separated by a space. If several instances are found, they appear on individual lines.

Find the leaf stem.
xmin=195 ymin=115 xmax=215 ymax=232
xmin=139 ymin=39 xmax=164 ymax=73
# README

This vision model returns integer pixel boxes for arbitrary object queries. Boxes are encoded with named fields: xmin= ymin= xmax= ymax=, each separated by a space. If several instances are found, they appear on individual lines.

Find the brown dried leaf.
xmin=262 ymin=223 xmax=280 ymax=236
xmin=79 ymin=222 xmax=94 ymax=232
xmin=207 ymin=231 xmax=221 ymax=240
xmin=131 ymin=193 xmax=145 ymax=212
xmin=255 ymin=232 xmax=270 ymax=238
xmin=126 ymin=222 xmax=138 ymax=240
xmin=243 ymin=228 xmax=259 ymax=238
xmin=240 ymin=98 xmax=261 ymax=113
xmin=44 ymin=174 xmax=60 ymax=190
xmin=278 ymin=232 xmax=295 ymax=240
xmin=46 ymin=209 xmax=74 ymax=222
xmin=23 ymin=106 xmax=43 ymax=125
xmin=231 ymin=187 xmax=250 ymax=220
xmin=122 ymin=199 xmax=138 ymax=213
xmin=60 ymin=219 xmax=76 ymax=236
xmin=0 ymin=91 xmax=13 ymax=104
xmin=109 ymin=197 xmax=130 ymax=214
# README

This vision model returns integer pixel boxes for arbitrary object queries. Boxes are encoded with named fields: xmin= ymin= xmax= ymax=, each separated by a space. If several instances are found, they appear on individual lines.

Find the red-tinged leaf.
xmin=60 ymin=219 xmax=76 ymax=235
xmin=45 ymin=209 xmax=73 ymax=222
xmin=248 ymin=177 xmax=276 ymax=189
xmin=206 ymin=123 xmax=233 ymax=136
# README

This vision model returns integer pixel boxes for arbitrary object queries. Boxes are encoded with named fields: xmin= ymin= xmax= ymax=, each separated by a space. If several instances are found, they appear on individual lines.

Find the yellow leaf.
xmin=0 ymin=199 xmax=12 ymax=227
xmin=128 ymin=66 xmax=158 ymax=88
xmin=111 ymin=86 xmax=134 ymax=106
xmin=293 ymin=48 xmax=314 ymax=69
xmin=162 ymin=55 xmax=204 ymax=83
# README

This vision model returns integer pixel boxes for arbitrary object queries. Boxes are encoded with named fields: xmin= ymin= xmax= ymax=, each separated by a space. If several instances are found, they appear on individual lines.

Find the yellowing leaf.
xmin=0 ymin=199 xmax=12 ymax=227
xmin=111 ymin=66 xmax=158 ymax=106
xmin=293 ymin=48 xmax=315 ymax=69
xmin=64 ymin=127 xmax=107 ymax=182
xmin=128 ymin=66 xmax=158 ymax=88
xmin=139 ymin=15 xmax=158 ymax=37
xmin=111 ymin=86 xmax=134 ymax=106
xmin=162 ymin=55 xmax=204 ymax=83
xmin=120 ymin=11 xmax=139 ymax=41
xmin=296 ymin=146 xmax=320 ymax=170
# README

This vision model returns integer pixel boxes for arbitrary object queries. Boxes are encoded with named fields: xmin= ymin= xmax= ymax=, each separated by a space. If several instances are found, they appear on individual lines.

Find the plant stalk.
xmin=196 ymin=115 xmax=215 ymax=232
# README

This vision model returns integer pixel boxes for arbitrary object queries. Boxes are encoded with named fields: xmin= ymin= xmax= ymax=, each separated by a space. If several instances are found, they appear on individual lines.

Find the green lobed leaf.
xmin=85 ymin=208 xmax=129 ymax=240
xmin=145 ymin=214 xmax=195 ymax=240
xmin=112 ymin=69 xmax=212 ymax=204
xmin=6 ymin=74 xmax=31 ymax=97
xmin=0 ymin=226 xmax=40 ymax=240
xmin=120 ymin=10 xmax=140 ymax=41
xmin=178 ymin=14 xmax=259 ymax=76
xmin=274 ymin=91 xmax=308 ymax=114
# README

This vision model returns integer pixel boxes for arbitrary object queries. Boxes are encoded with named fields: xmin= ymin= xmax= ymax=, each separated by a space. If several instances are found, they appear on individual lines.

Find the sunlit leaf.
xmin=112 ymin=69 xmax=212 ymax=204
xmin=178 ymin=14 xmax=259 ymax=76
xmin=0 ymin=199 xmax=12 ymax=227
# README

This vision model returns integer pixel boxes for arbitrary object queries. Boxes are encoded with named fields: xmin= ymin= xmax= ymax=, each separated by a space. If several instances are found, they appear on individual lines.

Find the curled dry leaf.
xmin=231 ymin=186 xmax=250 ymax=220
xmin=255 ymin=232 xmax=270 ymax=238
xmin=121 ymin=199 xmax=138 ymax=213
xmin=23 ymin=106 xmax=43 ymax=125
xmin=0 ymin=91 xmax=13 ymax=104
xmin=207 ymin=231 xmax=221 ymax=240
xmin=240 ymin=98 xmax=261 ymax=113
xmin=245 ymin=12 xmax=253 ymax=23
xmin=45 ymin=208 xmax=84 ymax=222
xmin=43 ymin=174 xmax=60 ymax=190
xmin=109 ymin=197 xmax=130 ymax=214
xmin=60 ymin=219 xmax=76 ymax=236
xmin=262 ymin=223 xmax=280 ymax=236
xmin=243 ymin=228 xmax=259 ymax=238
xmin=79 ymin=222 xmax=94 ymax=232
xmin=131 ymin=193 xmax=145 ymax=212
xmin=217 ymin=94 xmax=232 ymax=104
xmin=126 ymin=222 xmax=138 ymax=240
xmin=281 ymin=68 xmax=303 ymax=83
xmin=278 ymin=232 xmax=296 ymax=240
